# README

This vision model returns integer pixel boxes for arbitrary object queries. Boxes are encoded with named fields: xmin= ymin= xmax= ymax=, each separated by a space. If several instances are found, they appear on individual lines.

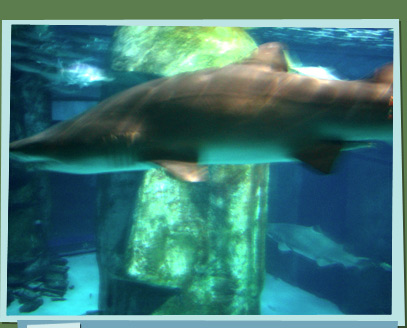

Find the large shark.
xmin=9 ymin=42 xmax=393 ymax=182
xmin=268 ymin=223 xmax=391 ymax=271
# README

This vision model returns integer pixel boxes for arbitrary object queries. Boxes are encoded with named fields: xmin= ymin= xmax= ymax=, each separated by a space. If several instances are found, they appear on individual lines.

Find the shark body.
xmin=268 ymin=223 xmax=390 ymax=271
xmin=10 ymin=42 xmax=393 ymax=181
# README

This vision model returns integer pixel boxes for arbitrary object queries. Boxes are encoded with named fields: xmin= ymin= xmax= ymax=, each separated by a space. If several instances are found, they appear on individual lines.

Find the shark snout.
xmin=10 ymin=138 xmax=50 ymax=163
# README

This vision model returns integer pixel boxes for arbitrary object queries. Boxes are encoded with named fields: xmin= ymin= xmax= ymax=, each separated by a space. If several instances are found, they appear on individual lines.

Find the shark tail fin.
xmin=379 ymin=262 xmax=392 ymax=272
xmin=356 ymin=259 xmax=392 ymax=272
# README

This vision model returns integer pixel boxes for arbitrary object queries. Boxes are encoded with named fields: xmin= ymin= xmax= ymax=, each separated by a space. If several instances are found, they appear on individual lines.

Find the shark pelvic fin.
xmin=294 ymin=141 xmax=344 ymax=174
xmin=153 ymin=160 xmax=208 ymax=182
xmin=277 ymin=242 xmax=291 ymax=252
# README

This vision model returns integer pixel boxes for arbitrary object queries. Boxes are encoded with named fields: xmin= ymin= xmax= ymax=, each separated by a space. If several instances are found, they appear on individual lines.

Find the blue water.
xmin=8 ymin=25 xmax=393 ymax=315
xmin=255 ymin=27 xmax=393 ymax=315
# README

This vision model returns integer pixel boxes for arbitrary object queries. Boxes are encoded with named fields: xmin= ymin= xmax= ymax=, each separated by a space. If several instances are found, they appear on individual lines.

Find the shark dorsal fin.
xmin=243 ymin=42 xmax=288 ymax=72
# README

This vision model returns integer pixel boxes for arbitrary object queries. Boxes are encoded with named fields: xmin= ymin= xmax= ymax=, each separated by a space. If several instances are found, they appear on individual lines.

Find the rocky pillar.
xmin=96 ymin=26 xmax=268 ymax=315
xmin=7 ymin=26 xmax=54 ymax=311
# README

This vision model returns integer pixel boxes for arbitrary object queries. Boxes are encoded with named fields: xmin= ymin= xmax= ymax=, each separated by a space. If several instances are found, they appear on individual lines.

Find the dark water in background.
xmin=8 ymin=25 xmax=393 ymax=314
xmin=254 ymin=27 xmax=393 ymax=314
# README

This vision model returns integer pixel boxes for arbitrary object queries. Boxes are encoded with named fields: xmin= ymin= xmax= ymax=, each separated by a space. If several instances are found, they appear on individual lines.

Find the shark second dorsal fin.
xmin=367 ymin=63 xmax=393 ymax=84
xmin=294 ymin=141 xmax=344 ymax=174
xmin=243 ymin=42 xmax=288 ymax=72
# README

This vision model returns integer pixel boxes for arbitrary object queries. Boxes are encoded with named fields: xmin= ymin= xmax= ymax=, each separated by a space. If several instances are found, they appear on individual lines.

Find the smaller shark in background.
xmin=268 ymin=223 xmax=391 ymax=271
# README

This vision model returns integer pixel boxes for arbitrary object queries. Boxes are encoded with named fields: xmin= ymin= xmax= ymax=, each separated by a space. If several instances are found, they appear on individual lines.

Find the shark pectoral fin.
xmin=294 ymin=141 xmax=344 ymax=174
xmin=153 ymin=160 xmax=208 ymax=182
xmin=277 ymin=242 xmax=291 ymax=252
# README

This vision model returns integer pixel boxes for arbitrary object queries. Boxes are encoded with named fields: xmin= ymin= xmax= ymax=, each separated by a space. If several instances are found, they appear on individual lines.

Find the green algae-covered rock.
xmin=8 ymin=69 xmax=52 ymax=265
xmin=111 ymin=26 xmax=257 ymax=76
xmin=97 ymin=26 xmax=269 ymax=315
xmin=126 ymin=165 xmax=269 ymax=315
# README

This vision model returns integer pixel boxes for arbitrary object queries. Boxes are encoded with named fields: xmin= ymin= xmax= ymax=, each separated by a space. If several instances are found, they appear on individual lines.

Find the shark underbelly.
xmin=35 ymin=153 xmax=155 ymax=174
xmin=41 ymin=142 xmax=292 ymax=174
xmin=198 ymin=142 xmax=292 ymax=165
